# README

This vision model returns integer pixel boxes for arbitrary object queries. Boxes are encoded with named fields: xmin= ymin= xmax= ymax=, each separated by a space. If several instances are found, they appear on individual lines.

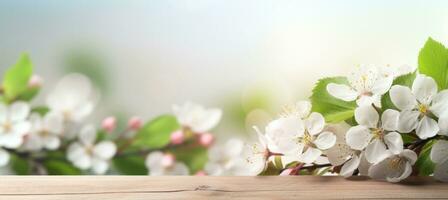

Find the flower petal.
xmin=430 ymin=90 xmax=448 ymax=117
xmin=381 ymin=109 xmax=399 ymax=131
xmin=412 ymin=75 xmax=438 ymax=105
xmin=340 ymin=155 xmax=360 ymax=177
xmin=12 ymin=121 xmax=31 ymax=136
xmin=0 ymin=103 xmax=7 ymax=122
xmin=314 ymin=131 xmax=336 ymax=150
xmin=9 ymin=101 xmax=30 ymax=122
xmin=416 ymin=116 xmax=439 ymax=139
xmin=167 ymin=163 xmax=189 ymax=175
xmin=384 ymin=132 xmax=403 ymax=154
xmin=79 ymin=124 xmax=97 ymax=145
xmin=305 ymin=112 xmax=325 ymax=135
xmin=326 ymin=143 xmax=353 ymax=166
xmin=298 ymin=147 xmax=322 ymax=164
xmin=430 ymin=140 xmax=448 ymax=164
xmin=387 ymin=162 xmax=412 ymax=183
xmin=400 ymin=149 xmax=418 ymax=165
xmin=326 ymin=83 xmax=358 ymax=101
xmin=295 ymin=101 xmax=312 ymax=118
xmin=191 ymin=108 xmax=222 ymax=133
xmin=365 ymin=139 xmax=391 ymax=164
xmin=434 ymin=160 xmax=448 ymax=182
xmin=389 ymin=85 xmax=417 ymax=110
xmin=438 ymin=114 xmax=448 ymax=136
xmin=43 ymin=136 xmax=60 ymax=150
xmin=145 ymin=151 xmax=164 ymax=169
xmin=44 ymin=113 xmax=64 ymax=134
xmin=93 ymin=141 xmax=117 ymax=160
xmin=371 ymin=76 xmax=393 ymax=96
xmin=92 ymin=158 xmax=109 ymax=174
xmin=0 ymin=149 xmax=10 ymax=167
xmin=354 ymin=105 xmax=379 ymax=128
xmin=346 ymin=125 xmax=373 ymax=150
xmin=397 ymin=110 xmax=420 ymax=133
xmin=0 ymin=133 xmax=23 ymax=148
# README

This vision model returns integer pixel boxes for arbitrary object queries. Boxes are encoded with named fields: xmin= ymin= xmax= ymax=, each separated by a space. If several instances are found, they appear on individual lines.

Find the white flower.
xmin=265 ymin=111 xmax=336 ymax=164
xmin=368 ymin=149 xmax=417 ymax=183
xmin=205 ymin=138 xmax=248 ymax=175
xmin=389 ymin=75 xmax=448 ymax=139
xmin=0 ymin=148 xmax=10 ymax=167
xmin=279 ymin=101 xmax=312 ymax=119
xmin=243 ymin=128 xmax=271 ymax=175
xmin=430 ymin=140 xmax=448 ymax=182
xmin=145 ymin=151 xmax=189 ymax=176
xmin=172 ymin=102 xmax=222 ymax=133
xmin=67 ymin=125 xmax=116 ymax=174
xmin=0 ymin=102 xmax=31 ymax=148
xmin=24 ymin=113 xmax=64 ymax=151
xmin=326 ymin=124 xmax=370 ymax=177
xmin=327 ymin=65 xmax=393 ymax=106
xmin=46 ymin=73 xmax=95 ymax=124
xmin=346 ymin=105 xmax=403 ymax=164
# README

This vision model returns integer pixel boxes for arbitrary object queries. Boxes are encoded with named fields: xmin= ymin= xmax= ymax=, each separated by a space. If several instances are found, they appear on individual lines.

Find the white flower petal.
xmin=298 ymin=147 xmax=322 ymax=164
xmin=381 ymin=109 xmax=400 ymax=131
xmin=368 ymin=157 xmax=389 ymax=181
xmin=416 ymin=116 xmax=439 ymax=139
xmin=145 ymin=151 xmax=164 ymax=169
xmin=431 ymin=140 xmax=448 ymax=164
xmin=314 ymin=131 xmax=336 ymax=150
xmin=340 ymin=155 xmax=360 ymax=177
xmin=356 ymin=95 xmax=381 ymax=107
xmin=205 ymin=162 xmax=224 ymax=176
xmin=365 ymin=139 xmax=391 ymax=164
xmin=326 ymin=83 xmax=358 ymax=101
xmin=24 ymin=133 xmax=43 ymax=151
xmin=92 ymin=159 xmax=109 ymax=174
xmin=357 ymin=152 xmax=371 ymax=176
xmin=67 ymin=143 xmax=86 ymax=162
xmin=243 ymin=142 xmax=267 ymax=175
xmin=412 ymin=75 xmax=438 ymax=105
xmin=295 ymin=101 xmax=312 ymax=118
xmin=386 ymin=162 xmax=412 ymax=183
xmin=12 ymin=121 xmax=31 ymax=136
xmin=0 ymin=133 xmax=23 ymax=148
xmin=93 ymin=141 xmax=117 ymax=160
xmin=430 ymin=90 xmax=448 ymax=117
xmin=191 ymin=108 xmax=222 ymax=133
xmin=371 ymin=76 xmax=393 ymax=96
xmin=384 ymin=132 xmax=403 ymax=154
xmin=326 ymin=143 xmax=353 ymax=166
xmin=9 ymin=102 xmax=30 ymax=122
xmin=224 ymin=138 xmax=245 ymax=157
xmin=397 ymin=110 xmax=420 ymax=133
xmin=346 ymin=125 xmax=373 ymax=150
xmin=305 ymin=112 xmax=325 ymax=135
xmin=43 ymin=136 xmax=60 ymax=150
xmin=73 ymin=154 xmax=92 ymax=170
xmin=79 ymin=125 xmax=97 ymax=145
xmin=354 ymin=105 xmax=379 ymax=128
xmin=438 ymin=114 xmax=448 ymax=136
xmin=400 ymin=149 xmax=418 ymax=165
xmin=44 ymin=113 xmax=64 ymax=134
xmin=390 ymin=85 xmax=417 ymax=110
xmin=434 ymin=160 xmax=448 ymax=182
xmin=167 ymin=163 xmax=190 ymax=175
xmin=0 ymin=149 xmax=10 ymax=167
xmin=0 ymin=104 xmax=7 ymax=122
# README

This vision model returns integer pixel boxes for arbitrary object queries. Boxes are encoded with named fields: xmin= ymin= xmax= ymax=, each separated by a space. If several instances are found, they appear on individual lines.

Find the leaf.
xmin=381 ymin=72 xmax=417 ymax=110
xmin=401 ymin=133 xmax=417 ymax=145
xmin=17 ymin=87 xmax=40 ymax=101
xmin=10 ymin=154 xmax=31 ymax=175
xmin=43 ymin=160 xmax=82 ymax=175
xmin=113 ymin=155 xmax=148 ymax=175
xmin=415 ymin=140 xmax=436 ymax=176
xmin=310 ymin=77 xmax=357 ymax=123
xmin=259 ymin=161 xmax=281 ymax=176
xmin=274 ymin=156 xmax=283 ymax=169
xmin=31 ymin=106 xmax=50 ymax=116
xmin=2 ymin=54 xmax=33 ymax=101
xmin=418 ymin=37 xmax=448 ymax=90
xmin=171 ymin=145 xmax=208 ymax=174
xmin=132 ymin=115 xmax=180 ymax=149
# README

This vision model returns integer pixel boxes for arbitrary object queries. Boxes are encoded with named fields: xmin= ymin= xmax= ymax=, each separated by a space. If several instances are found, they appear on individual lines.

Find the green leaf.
xmin=171 ymin=146 xmax=208 ymax=174
xmin=381 ymin=72 xmax=417 ymax=110
xmin=418 ymin=37 xmax=448 ymax=90
xmin=415 ymin=140 xmax=436 ymax=176
xmin=310 ymin=77 xmax=357 ymax=123
xmin=259 ymin=161 xmax=281 ymax=176
xmin=17 ymin=87 xmax=40 ymax=101
xmin=113 ymin=155 xmax=148 ymax=175
xmin=10 ymin=154 xmax=31 ymax=175
xmin=31 ymin=106 xmax=50 ymax=116
xmin=401 ymin=133 xmax=417 ymax=145
xmin=132 ymin=115 xmax=180 ymax=149
xmin=274 ymin=156 xmax=283 ymax=169
xmin=43 ymin=160 xmax=82 ymax=175
xmin=2 ymin=54 xmax=33 ymax=101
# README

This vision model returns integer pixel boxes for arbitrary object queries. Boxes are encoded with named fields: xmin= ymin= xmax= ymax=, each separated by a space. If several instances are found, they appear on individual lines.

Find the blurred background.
xmin=1 ymin=0 xmax=448 ymax=139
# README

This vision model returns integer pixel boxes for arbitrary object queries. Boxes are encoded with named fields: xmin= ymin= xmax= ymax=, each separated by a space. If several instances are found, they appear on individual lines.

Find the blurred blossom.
xmin=145 ymin=151 xmax=189 ymax=176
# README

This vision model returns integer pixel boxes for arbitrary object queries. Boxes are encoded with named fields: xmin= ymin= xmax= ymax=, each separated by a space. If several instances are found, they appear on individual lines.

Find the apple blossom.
xmin=170 ymin=130 xmax=184 ymax=145
xmin=205 ymin=138 xmax=248 ymax=175
xmin=145 ymin=151 xmax=189 ymax=176
xmin=67 ymin=125 xmax=116 ymax=174
xmin=172 ymin=102 xmax=222 ymax=134
xmin=127 ymin=116 xmax=142 ymax=130
xmin=389 ymin=75 xmax=448 ymax=139
xmin=368 ymin=149 xmax=417 ymax=183
xmin=101 ymin=116 xmax=116 ymax=133
xmin=430 ymin=140 xmax=448 ymax=182
xmin=198 ymin=133 xmax=214 ymax=147
xmin=24 ymin=113 xmax=64 ymax=151
xmin=243 ymin=127 xmax=272 ymax=175
xmin=0 ymin=102 xmax=31 ymax=149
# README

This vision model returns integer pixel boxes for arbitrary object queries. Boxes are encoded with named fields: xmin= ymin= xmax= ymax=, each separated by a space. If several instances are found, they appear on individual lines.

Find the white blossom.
xmin=67 ymin=125 xmax=116 ymax=174
xmin=389 ymin=75 xmax=448 ymax=139
xmin=24 ymin=113 xmax=64 ymax=151
xmin=243 ymin=128 xmax=271 ymax=175
xmin=0 ymin=102 xmax=31 ymax=149
xmin=172 ymin=102 xmax=222 ymax=133
xmin=0 ymin=148 xmax=9 ymax=167
xmin=346 ymin=105 xmax=403 ymax=164
xmin=145 ymin=151 xmax=189 ymax=176
xmin=368 ymin=149 xmax=417 ymax=183
xmin=430 ymin=140 xmax=448 ymax=182
xmin=327 ymin=65 xmax=393 ymax=106
xmin=205 ymin=138 xmax=248 ymax=175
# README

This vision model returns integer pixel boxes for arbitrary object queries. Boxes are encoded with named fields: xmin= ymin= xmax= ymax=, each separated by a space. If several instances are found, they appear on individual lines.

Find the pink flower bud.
xmin=199 ymin=133 xmax=214 ymax=147
xmin=101 ymin=116 xmax=116 ymax=133
xmin=28 ymin=75 xmax=43 ymax=88
xmin=195 ymin=170 xmax=206 ymax=176
xmin=280 ymin=168 xmax=294 ymax=176
xmin=127 ymin=116 xmax=142 ymax=130
xmin=170 ymin=130 xmax=184 ymax=145
xmin=161 ymin=154 xmax=175 ymax=167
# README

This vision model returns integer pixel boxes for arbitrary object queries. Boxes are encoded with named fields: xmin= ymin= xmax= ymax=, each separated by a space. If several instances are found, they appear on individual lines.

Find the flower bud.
xmin=128 ymin=116 xmax=142 ymax=130
xmin=28 ymin=74 xmax=43 ymax=88
xmin=195 ymin=170 xmax=206 ymax=176
xmin=170 ymin=130 xmax=184 ymax=145
xmin=199 ymin=133 xmax=214 ymax=147
xmin=101 ymin=116 xmax=116 ymax=133
xmin=280 ymin=168 xmax=294 ymax=176
xmin=161 ymin=153 xmax=175 ymax=167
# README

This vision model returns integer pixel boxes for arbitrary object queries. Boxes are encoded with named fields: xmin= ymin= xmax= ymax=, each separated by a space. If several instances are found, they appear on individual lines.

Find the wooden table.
xmin=0 ymin=176 xmax=446 ymax=199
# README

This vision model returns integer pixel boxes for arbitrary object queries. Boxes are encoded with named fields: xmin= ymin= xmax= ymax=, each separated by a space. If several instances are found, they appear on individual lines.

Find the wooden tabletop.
xmin=0 ymin=176 xmax=446 ymax=200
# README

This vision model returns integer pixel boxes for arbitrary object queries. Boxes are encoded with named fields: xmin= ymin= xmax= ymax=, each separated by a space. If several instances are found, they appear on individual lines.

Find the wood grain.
xmin=0 ymin=176 xmax=446 ymax=200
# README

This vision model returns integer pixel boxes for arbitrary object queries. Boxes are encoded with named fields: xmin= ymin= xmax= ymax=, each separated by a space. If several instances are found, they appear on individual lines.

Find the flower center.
xmin=299 ymin=132 xmax=315 ymax=148
xmin=418 ymin=104 xmax=428 ymax=115
xmin=372 ymin=128 xmax=384 ymax=140
xmin=388 ymin=157 xmax=405 ymax=170
xmin=39 ymin=129 xmax=49 ymax=137
xmin=2 ymin=121 xmax=12 ymax=133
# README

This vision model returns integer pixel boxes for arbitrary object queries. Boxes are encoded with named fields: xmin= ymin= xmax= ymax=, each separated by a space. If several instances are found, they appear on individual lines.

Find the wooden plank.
xmin=0 ymin=176 xmax=446 ymax=200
